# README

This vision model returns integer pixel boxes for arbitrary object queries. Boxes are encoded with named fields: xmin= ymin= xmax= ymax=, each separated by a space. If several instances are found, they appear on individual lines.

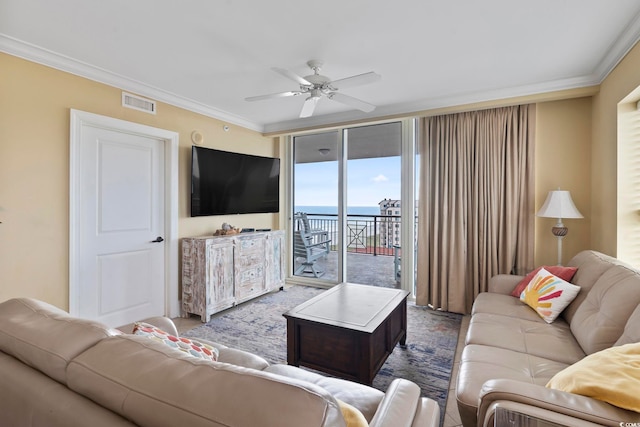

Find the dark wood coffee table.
xmin=283 ymin=283 xmax=410 ymax=385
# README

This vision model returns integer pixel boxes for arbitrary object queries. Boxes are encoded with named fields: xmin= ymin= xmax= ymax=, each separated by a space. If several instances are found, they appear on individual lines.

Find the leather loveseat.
xmin=456 ymin=250 xmax=640 ymax=427
xmin=0 ymin=297 xmax=439 ymax=427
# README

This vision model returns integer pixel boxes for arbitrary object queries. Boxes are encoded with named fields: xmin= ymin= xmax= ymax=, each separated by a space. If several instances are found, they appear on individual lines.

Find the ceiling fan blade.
xmin=329 ymin=72 xmax=381 ymax=90
xmin=327 ymin=92 xmax=376 ymax=113
xmin=272 ymin=67 xmax=312 ymax=86
xmin=300 ymin=97 xmax=319 ymax=118
xmin=245 ymin=91 xmax=301 ymax=102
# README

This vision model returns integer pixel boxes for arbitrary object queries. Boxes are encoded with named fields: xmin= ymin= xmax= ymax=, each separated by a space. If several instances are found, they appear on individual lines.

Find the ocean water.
xmin=295 ymin=205 xmax=380 ymax=218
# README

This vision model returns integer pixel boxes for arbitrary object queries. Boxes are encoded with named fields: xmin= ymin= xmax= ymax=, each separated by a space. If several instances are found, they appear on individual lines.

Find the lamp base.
xmin=551 ymin=221 xmax=567 ymax=265
xmin=551 ymin=226 xmax=568 ymax=237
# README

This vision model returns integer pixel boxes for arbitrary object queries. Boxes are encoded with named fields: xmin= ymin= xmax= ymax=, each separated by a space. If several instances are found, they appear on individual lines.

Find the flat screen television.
xmin=191 ymin=146 xmax=280 ymax=216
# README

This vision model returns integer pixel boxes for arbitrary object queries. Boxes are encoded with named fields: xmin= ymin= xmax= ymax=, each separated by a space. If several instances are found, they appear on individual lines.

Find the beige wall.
xmin=534 ymin=98 xmax=592 ymax=266
xmin=591 ymin=41 xmax=640 ymax=256
xmin=4 ymin=39 xmax=637 ymax=308
xmin=0 ymin=53 xmax=278 ymax=310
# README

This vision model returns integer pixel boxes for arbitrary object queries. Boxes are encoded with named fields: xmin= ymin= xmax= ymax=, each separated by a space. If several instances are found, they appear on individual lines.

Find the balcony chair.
xmin=294 ymin=212 xmax=330 ymax=254
xmin=293 ymin=229 xmax=331 ymax=278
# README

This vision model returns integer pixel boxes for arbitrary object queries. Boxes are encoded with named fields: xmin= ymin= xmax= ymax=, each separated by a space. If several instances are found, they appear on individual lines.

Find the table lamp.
xmin=537 ymin=189 xmax=583 ymax=265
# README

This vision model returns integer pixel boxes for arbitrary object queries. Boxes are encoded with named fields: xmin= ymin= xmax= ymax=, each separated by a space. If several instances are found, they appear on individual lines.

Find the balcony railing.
xmin=294 ymin=212 xmax=418 ymax=288
xmin=298 ymin=213 xmax=412 ymax=256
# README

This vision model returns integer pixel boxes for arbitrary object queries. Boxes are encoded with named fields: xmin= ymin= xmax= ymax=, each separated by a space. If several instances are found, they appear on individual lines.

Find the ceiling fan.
xmin=245 ymin=60 xmax=381 ymax=118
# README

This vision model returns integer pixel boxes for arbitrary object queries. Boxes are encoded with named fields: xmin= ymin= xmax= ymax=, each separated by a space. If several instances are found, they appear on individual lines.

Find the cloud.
xmin=372 ymin=174 xmax=389 ymax=182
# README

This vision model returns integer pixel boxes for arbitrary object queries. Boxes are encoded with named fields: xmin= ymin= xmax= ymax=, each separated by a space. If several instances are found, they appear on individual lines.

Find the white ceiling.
xmin=2 ymin=1 xmax=640 ymax=134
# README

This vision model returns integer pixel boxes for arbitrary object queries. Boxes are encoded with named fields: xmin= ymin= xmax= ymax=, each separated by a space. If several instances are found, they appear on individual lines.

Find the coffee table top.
xmin=283 ymin=283 xmax=409 ymax=333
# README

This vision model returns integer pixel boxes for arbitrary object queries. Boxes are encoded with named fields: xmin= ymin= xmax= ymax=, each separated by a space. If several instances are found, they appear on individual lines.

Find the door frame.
xmin=69 ymin=109 xmax=180 ymax=319
xmin=286 ymin=118 xmax=417 ymax=297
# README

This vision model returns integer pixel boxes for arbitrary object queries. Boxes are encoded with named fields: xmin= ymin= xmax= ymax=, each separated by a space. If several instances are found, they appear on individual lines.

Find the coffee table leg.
xmin=285 ymin=317 xmax=299 ymax=366
xmin=400 ymin=299 xmax=407 ymax=346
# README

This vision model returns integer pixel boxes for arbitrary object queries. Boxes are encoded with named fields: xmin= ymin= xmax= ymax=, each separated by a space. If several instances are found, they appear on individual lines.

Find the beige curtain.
xmin=416 ymin=105 xmax=535 ymax=314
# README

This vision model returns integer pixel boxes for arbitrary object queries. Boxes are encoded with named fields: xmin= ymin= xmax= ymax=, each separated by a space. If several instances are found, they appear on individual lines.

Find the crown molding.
xmin=591 ymin=9 xmax=640 ymax=81
xmin=263 ymin=74 xmax=602 ymax=134
xmin=264 ymin=12 xmax=640 ymax=134
xmin=0 ymin=34 xmax=263 ymax=133
xmin=4 ymin=10 xmax=640 ymax=137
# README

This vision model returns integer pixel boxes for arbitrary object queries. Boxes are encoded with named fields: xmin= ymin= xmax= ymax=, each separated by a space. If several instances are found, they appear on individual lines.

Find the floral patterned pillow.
xmin=133 ymin=322 xmax=219 ymax=362
xmin=520 ymin=267 xmax=581 ymax=323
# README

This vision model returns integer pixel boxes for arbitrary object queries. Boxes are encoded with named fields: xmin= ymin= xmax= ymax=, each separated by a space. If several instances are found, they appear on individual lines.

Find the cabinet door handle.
xmin=151 ymin=236 xmax=164 ymax=243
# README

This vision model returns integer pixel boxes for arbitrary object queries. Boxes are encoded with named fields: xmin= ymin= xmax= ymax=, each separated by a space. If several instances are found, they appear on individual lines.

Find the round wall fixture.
xmin=191 ymin=130 xmax=204 ymax=145
xmin=223 ymin=125 xmax=230 ymax=132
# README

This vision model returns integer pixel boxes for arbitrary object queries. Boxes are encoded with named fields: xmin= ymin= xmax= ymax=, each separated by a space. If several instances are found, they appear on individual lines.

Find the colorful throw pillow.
xmin=546 ymin=342 xmax=640 ymax=412
xmin=511 ymin=265 xmax=578 ymax=297
xmin=133 ymin=322 xmax=219 ymax=362
xmin=336 ymin=399 xmax=368 ymax=427
xmin=520 ymin=268 xmax=580 ymax=323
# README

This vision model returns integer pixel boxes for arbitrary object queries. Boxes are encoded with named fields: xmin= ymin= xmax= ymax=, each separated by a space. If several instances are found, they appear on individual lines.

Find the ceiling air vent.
xmin=122 ymin=92 xmax=156 ymax=114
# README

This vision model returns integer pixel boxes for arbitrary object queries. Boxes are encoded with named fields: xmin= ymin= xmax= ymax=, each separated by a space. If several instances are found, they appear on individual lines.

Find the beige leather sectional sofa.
xmin=456 ymin=250 xmax=640 ymax=427
xmin=0 ymin=297 xmax=439 ymax=427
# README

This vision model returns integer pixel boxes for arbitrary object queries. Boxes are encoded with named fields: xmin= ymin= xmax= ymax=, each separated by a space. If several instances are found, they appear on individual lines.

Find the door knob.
xmin=151 ymin=236 xmax=164 ymax=243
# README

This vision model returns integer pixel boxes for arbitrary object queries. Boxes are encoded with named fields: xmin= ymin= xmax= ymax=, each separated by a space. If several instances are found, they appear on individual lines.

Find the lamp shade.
xmin=537 ymin=190 xmax=583 ymax=219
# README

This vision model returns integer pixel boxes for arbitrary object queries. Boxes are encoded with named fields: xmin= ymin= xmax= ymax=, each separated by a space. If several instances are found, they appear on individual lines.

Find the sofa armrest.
xmin=478 ymin=379 xmax=640 ymax=427
xmin=487 ymin=275 xmax=523 ymax=295
xmin=481 ymin=401 xmax=607 ymax=427
xmin=369 ymin=379 xmax=439 ymax=427
xmin=177 ymin=336 xmax=269 ymax=370
xmin=217 ymin=347 xmax=270 ymax=370
xmin=136 ymin=316 xmax=179 ymax=336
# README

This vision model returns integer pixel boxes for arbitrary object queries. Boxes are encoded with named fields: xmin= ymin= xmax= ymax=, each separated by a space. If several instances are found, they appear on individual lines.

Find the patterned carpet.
xmin=184 ymin=285 xmax=462 ymax=424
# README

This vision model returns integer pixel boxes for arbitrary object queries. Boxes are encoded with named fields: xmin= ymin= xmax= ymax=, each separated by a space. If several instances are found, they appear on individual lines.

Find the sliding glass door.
xmin=345 ymin=122 xmax=402 ymax=287
xmin=292 ymin=131 xmax=339 ymax=282
xmin=290 ymin=120 xmax=416 ymax=295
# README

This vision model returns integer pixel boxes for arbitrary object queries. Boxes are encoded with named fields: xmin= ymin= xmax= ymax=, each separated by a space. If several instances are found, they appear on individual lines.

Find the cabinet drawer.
xmin=235 ymin=279 xmax=263 ymax=302
xmin=235 ymin=265 xmax=264 ymax=285
xmin=236 ymin=236 xmax=265 ymax=256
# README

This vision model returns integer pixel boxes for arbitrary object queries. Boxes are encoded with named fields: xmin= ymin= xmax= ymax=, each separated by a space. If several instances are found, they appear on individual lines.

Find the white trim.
xmin=400 ymin=118 xmax=417 ymax=298
xmin=69 ymin=109 xmax=180 ymax=319
xmin=592 ymin=9 xmax=640 ymax=83
xmin=261 ymin=75 xmax=601 ymax=134
xmin=2 ymin=35 xmax=260 ymax=132
xmin=5 ymin=7 xmax=640 ymax=135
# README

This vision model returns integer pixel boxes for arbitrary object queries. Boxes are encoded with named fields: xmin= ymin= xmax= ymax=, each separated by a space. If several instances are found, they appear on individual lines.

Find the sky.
xmin=294 ymin=156 xmax=402 ymax=206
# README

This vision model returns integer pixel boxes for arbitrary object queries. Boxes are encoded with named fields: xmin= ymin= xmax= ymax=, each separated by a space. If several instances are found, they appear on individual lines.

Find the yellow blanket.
xmin=547 ymin=342 xmax=640 ymax=412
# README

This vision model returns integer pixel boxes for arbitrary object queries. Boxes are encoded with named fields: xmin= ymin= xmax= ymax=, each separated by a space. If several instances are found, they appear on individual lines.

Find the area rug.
xmin=184 ymin=285 xmax=462 ymax=424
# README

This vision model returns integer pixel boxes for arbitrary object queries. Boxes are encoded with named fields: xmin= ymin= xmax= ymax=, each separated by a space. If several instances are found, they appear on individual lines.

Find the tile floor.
xmin=444 ymin=314 xmax=470 ymax=427
xmin=138 ymin=299 xmax=471 ymax=427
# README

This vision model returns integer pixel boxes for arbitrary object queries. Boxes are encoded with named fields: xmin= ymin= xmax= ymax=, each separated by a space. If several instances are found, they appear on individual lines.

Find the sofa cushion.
xmin=265 ymin=363 xmax=384 ymax=423
xmin=510 ymin=265 xmax=577 ymax=297
xmin=67 ymin=335 xmax=347 ymax=427
xmin=471 ymin=292 xmax=545 ymax=323
xmin=519 ymin=268 xmax=580 ymax=323
xmin=456 ymin=344 xmax=570 ymax=427
xmin=546 ymin=342 xmax=640 ymax=412
xmin=563 ymin=250 xmax=623 ymax=324
xmin=0 ymin=351 xmax=137 ymax=427
xmin=0 ymin=298 xmax=119 ymax=385
xmin=466 ymin=313 xmax=585 ymax=364
xmin=570 ymin=264 xmax=640 ymax=355
xmin=615 ymin=305 xmax=640 ymax=346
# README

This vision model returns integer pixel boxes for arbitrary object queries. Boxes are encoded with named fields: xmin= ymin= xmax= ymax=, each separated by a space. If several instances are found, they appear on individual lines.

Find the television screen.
xmin=191 ymin=146 xmax=280 ymax=216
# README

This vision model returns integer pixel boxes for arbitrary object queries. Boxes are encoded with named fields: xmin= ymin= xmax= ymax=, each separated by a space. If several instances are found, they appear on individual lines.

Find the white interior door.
xmin=71 ymin=112 xmax=176 ymax=327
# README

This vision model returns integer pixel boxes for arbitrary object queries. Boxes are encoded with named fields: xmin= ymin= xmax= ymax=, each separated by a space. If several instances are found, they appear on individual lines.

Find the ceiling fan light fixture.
xmin=309 ymin=88 xmax=323 ymax=99
xmin=246 ymin=60 xmax=381 ymax=118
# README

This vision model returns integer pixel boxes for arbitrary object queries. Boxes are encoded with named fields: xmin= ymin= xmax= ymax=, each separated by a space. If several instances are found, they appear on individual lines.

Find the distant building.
xmin=378 ymin=199 xmax=401 ymax=248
